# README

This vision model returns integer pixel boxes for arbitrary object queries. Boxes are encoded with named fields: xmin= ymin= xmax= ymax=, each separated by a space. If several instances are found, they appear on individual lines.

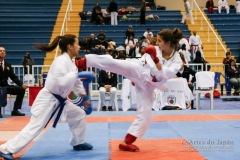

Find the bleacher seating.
xmin=79 ymin=9 xmax=190 ymax=48
xmin=205 ymin=9 xmax=240 ymax=58
xmin=0 ymin=0 xmax=62 ymax=65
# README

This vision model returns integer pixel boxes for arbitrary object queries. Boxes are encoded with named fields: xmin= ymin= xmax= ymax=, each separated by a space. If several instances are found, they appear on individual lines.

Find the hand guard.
xmin=80 ymin=96 xmax=92 ymax=115
xmin=145 ymin=45 xmax=159 ymax=64
xmin=75 ymin=58 xmax=87 ymax=71
xmin=78 ymin=71 xmax=94 ymax=83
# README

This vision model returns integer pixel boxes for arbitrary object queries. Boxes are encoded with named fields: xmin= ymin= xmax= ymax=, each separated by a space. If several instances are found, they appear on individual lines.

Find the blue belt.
xmin=45 ymin=93 xmax=66 ymax=128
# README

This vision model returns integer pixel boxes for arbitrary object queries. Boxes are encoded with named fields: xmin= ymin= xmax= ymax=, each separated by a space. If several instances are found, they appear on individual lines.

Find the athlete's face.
xmin=69 ymin=38 xmax=80 ymax=58
xmin=156 ymin=35 xmax=168 ymax=52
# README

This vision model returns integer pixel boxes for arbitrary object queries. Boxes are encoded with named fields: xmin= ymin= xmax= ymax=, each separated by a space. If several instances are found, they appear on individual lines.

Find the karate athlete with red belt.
xmin=75 ymin=28 xmax=183 ymax=152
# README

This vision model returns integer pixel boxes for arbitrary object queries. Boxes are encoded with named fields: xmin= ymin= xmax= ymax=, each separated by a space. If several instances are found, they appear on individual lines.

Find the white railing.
xmin=192 ymin=0 xmax=227 ymax=56
xmin=11 ymin=63 xmax=240 ymax=96
xmin=54 ymin=0 xmax=73 ymax=58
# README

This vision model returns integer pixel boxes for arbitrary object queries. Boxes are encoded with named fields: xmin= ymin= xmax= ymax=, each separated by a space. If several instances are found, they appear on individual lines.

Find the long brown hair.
xmin=34 ymin=34 xmax=77 ymax=53
xmin=158 ymin=28 xmax=183 ymax=51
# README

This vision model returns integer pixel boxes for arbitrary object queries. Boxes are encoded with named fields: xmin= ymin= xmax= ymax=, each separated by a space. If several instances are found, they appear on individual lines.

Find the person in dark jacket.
xmin=206 ymin=0 xmax=214 ymax=14
xmin=126 ymin=25 xmax=135 ymax=39
xmin=98 ymin=64 xmax=118 ymax=111
xmin=0 ymin=46 xmax=28 ymax=118
xmin=140 ymin=0 xmax=146 ymax=25
xmin=109 ymin=0 xmax=118 ymax=25
xmin=192 ymin=50 xmax=210 ymax=71
xmin=91 ymin=2 xmax=101 ymax=23
xmin=226 ymin=59 xmax=240 ymax=95
xmin=22 ymin=52 xmax=34 ymax=74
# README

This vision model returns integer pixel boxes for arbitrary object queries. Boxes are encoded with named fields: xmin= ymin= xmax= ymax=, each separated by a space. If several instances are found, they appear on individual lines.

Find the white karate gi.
xmin=179 ymin=38 xmax=190 ymax=50
xmin=86 ymin=50 xmax=182 ymax=138
xmin=181 ymin=1 xmax=194 ymax=24
xmin=125 ymin=38 xmax=137 ymax=56
xmin=178 ymin=49 xmax=191 ymax=63
xmin=0 ymin=53 xmax=87 ymax=154
xmin=143 ymin=31 xmax=153 ymax=38
xmin=121 ymin=79 xmax=137 ymax=111
xmin=189 ymin=34 xmax=205 ymax=59
xmin=237 ymin=1 xmax=240 ymax=14
xmin=218 ymin=0 xmax=230 ymax=14
xmin=159 ymin=78 xmax=194 ymax=110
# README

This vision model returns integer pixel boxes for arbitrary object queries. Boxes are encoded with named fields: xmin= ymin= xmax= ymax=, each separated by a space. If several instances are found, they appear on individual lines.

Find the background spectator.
xmin=189 ymin=30 xmax=204 ymax=59
xmin=125 ymin=35 xmax=137 ymax=58
xmin=98 ymin=53 xmax=118 ymax=111
xmin=134 ymin=42 xmax=141 ymax=57
xmin=22 ymin=52 xmax=34 ymax=74
xmin=86 ymin=34 xmax=99 ymax=54
xmin=226 ymin=59 xmax=240 ymax=95
xmin=223 ymin=51 xmax=234 ymax=72
xmin=181 ymin=0 xmax=194 ymax=24
xmin=126 ymin=25 xmax=135 ymax=39
xmin=236 ymin=0 xmax=240 ymax=14
xmin=0 ymin=46 xmax=28 ymax=117
xmin=109 ymin=0 xmax=118 ymax=25
xmin=178 ymin=44 xmax=191 ymax=63
xmin=192 ymin=50 xmax=210 ymax=71
xmin=97 ymin=30 xmax=109 ymax=50
xmin=140 ymin=0 xmax=146 ymax=25
xmin=179 ymin=37 xmax=190 ymax=50
xmin=143 ymin=28 xmax=153 ymax=39
xmin=218 ymin=0 xmax=230 ymax=14
xmin=177 ymin=52 xmax=196 ymax=109
xmin=206 ymin=0 xmax=214 ymax=14
xmin=141 ymin=37 xmax=150 ymax=47
xmin=101 ymin=7 xmax=111 ymax=24
xmin=91 ymin=2 xmax=101 ymax=23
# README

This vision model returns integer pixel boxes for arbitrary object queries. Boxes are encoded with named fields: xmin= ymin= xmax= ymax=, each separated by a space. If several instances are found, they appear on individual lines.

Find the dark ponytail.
xmin=34 ymin=34 xmax=77 ymax=53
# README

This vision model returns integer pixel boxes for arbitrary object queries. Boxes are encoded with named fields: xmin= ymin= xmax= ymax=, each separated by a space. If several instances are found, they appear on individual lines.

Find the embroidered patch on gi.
xmin=167 ymin=95 xmax=176 ymax=105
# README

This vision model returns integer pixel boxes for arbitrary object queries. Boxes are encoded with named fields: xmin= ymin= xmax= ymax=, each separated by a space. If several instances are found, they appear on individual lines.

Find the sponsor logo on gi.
xmin=167 ymin=95 xmax=176 ymax=105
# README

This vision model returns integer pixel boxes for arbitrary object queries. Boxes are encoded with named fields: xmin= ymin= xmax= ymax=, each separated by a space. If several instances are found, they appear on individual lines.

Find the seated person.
xmin=125 ymin=25 xmax=135 ymax=39
xmin=176 ymin=53 xmax=196 ymax=109
xmin=226 ymin=59 xmax=240 ymax=95
xmin=98 ymin=57 xmax=118 ymax=111
xmin=143 ymin=28 xmax=153 ymax=39
xmin=101 ymin=7 xmax=111 ymax=24
xmin=91 ymin=2 xmax=101 ymax=23
xmin=79 ymin=37 xmax=89 ymax=51
xmin=141 ymin=37 xmax=150 ymax=47
xmin=192 ymin=51 xmax=210 ymax=71
xmin=236 ymin=53 xmax=240 ymax=69
xmin=134 ymin=42 xmax=141 ymax=58
xmin=116 ymin=50 xmax=126 ymax=60
xmin=222 ymin=51 xmax=234 ymax=73
xmin=218 ymin=0 xmax=230 ymax=14
xmin=86 ymin=34 xmax=99 ymax=54
xmin=95 ymin=9 xmax=105 ymax=25
xmin=97 ymin=30 xmax=109 ymax=50
xmin=0 ymin=46 xmax=28 ymax=118
xmin=125 ymin=35 xmax=137 ymax=58
xmin=206 ymin=0 xmax=214 ymax=14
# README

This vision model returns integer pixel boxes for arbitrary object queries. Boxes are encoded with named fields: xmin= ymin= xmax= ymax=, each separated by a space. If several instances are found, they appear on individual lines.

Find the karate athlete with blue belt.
xmin=0 ymin=34 xmax=93 ymax=160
